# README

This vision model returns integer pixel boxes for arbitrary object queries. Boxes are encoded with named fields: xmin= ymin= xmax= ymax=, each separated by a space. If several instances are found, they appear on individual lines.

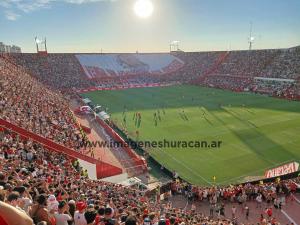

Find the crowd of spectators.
xmin=212 ymin=50 xmax=279 ymax=77
xmin=8 ymin=52 xmax=224 ymax=90
xmin=261 ymin=47 xmax=300 ymax=79
xmin=0 ymin=127 xmax=237 ymax=225
xmin=200 ymin=75 xmax=253 ymax=92
xmin=6 ymin=47 xmax=300 ymax=98
xmin=85 ymin=51 xmax=223 ymax=90
xmin=9 ymin=54 xmax=93 ymax=90
xmin=191 ymin=47 xmax=300 ymax=99
xmin=91 ymin=74 xmax=181 ymax=89
xmin=0 ymin=56 xmax=85 ymax=150
xmin=169 ymin=178 xmax=299 ymax=224
xmin=250 ymin=79 xmax=300 ymax=99
xmin=173 ymin=52 xmax=223 ymax=81
xmin=1 ymin=48 xmax=300 ymax=224
xmin=1 ymin=127 xmax=300 ymax=225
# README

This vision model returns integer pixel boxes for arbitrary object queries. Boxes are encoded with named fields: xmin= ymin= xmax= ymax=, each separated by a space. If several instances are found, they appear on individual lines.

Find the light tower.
xmin=170 ymin=41 xmax=180 ymax=52
xmin=248 ymin=22 xmax=255 ymax=51
xmin=35 ymin=37 xmax=48 ymax=55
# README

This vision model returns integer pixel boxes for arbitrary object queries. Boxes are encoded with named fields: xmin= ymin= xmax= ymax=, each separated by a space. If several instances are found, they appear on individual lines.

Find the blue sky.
xmin=0 ymin=0 xmax=299 ymax=53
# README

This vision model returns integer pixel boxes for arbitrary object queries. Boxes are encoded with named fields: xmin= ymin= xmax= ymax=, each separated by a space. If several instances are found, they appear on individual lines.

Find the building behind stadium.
xmin=0 ymin=42 xmax=22 ymax=53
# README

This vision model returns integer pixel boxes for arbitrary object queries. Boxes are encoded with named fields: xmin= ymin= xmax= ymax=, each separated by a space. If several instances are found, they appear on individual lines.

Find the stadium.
xmin=0 ymin=0 xmax=300 ymax=224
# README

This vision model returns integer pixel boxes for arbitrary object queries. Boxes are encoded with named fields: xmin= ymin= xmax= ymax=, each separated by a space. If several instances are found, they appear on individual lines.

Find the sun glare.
xmin=134 ymin=0 xmax=154 ymax=18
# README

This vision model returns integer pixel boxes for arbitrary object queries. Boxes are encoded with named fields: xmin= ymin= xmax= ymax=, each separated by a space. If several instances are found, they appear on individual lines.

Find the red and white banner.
xmin=264 ymin=162 xmax=299 ymax=178
xmin=77 ymin=83 xmax=174 ymax=93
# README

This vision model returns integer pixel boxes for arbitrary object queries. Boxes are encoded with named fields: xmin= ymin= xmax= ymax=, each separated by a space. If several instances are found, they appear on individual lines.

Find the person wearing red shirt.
xmin=266 ymin=207 xmax=272 ymax=218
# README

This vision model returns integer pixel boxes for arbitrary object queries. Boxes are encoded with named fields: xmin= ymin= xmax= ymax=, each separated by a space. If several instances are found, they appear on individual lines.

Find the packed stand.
xmin=1 ymin=128 xmax=299 ymax=225
xmin=1 ymin=128 xmax=238 ymax=225
xmin=213 ymin=50 xmax=279 ymax=77
xmin=83 ymin=52 xmax=224 ymax=89
xmin=9 ymin=53 xmax=93 ymax=90
xmin=173 ymin=52 xmax=224 ymax=82
xmin=201 ymin=75 xmax=253 ymax=92
xmin=6 ymin=47 xmax=300 ymax=93
xmin=250 ymin=78 xmax=300 ymax=99
xmin=0 ymin=57 xmax=85 ymax=150
xmin=261 ymin=47 xmax=300 ymax=79
xmin=194 ymin=47 xmax=300 ymax=98
xmin=8 ymin=52 xmax=225 ymax=91
xmin=0 ymin=55 xmax=239 ymax=225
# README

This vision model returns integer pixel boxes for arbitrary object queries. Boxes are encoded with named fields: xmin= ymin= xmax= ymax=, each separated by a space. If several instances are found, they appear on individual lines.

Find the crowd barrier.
xmin=74 ymin=95 xmax=147 ymax=176
xmin=0 ymin=118 xmax=122 ymax=179
xmin=94 ymin=117 xmax=147 ymax=171
xmin=79 ymin=124 xmax=92 ymax=134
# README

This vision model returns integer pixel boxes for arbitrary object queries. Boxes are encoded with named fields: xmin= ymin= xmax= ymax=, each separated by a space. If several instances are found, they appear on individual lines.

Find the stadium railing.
xmin=0 ymin=118 xmax=123 ymax=179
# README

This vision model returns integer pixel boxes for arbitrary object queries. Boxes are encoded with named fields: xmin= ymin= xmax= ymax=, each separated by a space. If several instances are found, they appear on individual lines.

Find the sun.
xmin=134 ymin=0 xmax=154 ymax=18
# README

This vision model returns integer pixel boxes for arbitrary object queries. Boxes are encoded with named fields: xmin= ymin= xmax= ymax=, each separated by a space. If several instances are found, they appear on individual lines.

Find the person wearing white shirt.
xmin=55 ymin=201 xmax=72 ymax=225
xmin=74 ymin=202 xmax=87 ymax=225
xmin=74 ymin=211 xmax=87 ymax=225
xmin=256 ymin=194 xmax=262 ymax=208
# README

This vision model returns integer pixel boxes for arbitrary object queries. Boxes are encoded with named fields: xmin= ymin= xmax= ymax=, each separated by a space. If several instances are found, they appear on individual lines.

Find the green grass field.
xmin=82 ymin=85 xmax=300 ymax=185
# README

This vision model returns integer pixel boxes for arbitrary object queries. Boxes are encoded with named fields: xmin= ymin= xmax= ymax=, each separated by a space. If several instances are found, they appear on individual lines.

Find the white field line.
xmin=156 ymin=147 xmax=213 ymax=185
xmin=219 ymin=159 xmax=295 ymax=185
xmin=292 ymin=194 xmax=300 ymax=204
xmin=281 ymin=209 xmax=298 ymax=225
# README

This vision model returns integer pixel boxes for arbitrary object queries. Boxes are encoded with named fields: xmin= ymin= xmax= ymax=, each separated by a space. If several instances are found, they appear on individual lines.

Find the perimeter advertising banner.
xmin=264 ymin=162 xmax=299 ymax=178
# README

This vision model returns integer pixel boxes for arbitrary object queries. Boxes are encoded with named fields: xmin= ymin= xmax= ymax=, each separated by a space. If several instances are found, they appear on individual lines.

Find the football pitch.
xmin=82 ymin=85 xmax=300 ymax=185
